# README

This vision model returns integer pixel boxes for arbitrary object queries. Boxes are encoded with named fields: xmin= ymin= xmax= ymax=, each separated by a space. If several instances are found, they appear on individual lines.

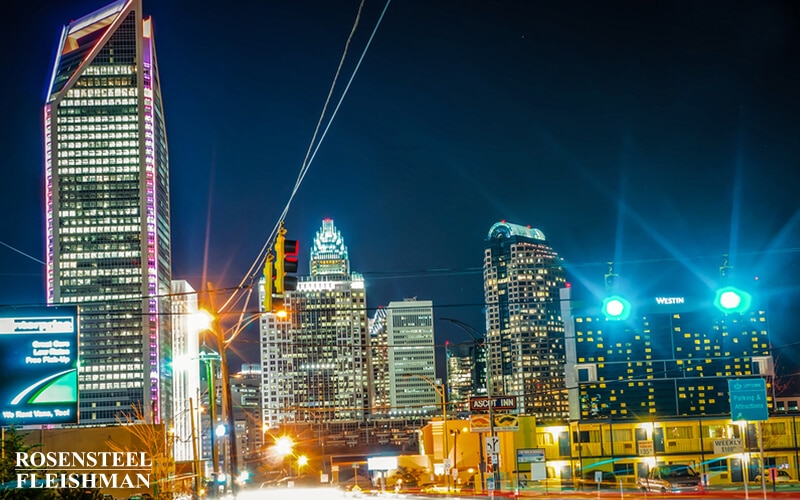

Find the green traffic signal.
xmin=714 ymin=286 xmax=751 ymax=313
xmin=602 ymin=295 xmax=631 ymax=320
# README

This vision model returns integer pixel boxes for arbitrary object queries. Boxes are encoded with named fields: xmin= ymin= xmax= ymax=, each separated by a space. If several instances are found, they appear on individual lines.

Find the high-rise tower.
xmin=387 ymin=299 xmax=438 ymax=416
xmin=260 ymin=219 xmax=369 ymax=427
xmin=44 ymin=0 xmax=172 ymax=424
xmin=483 ymin=221 xmax=567 ymax=419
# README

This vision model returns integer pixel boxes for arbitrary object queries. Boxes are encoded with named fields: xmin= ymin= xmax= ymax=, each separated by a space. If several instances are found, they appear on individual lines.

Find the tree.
xmin=388 ymin=466 xmax=424 ymax=487
xmin=0 ymin=427 xmax=55 ymax=500
xmin=110 ymin=404 xmax=173 ymax=500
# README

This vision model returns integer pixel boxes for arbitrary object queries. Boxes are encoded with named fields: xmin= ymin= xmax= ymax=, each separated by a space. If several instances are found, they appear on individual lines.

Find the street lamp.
xmin=404 ymin=373 xmax=450 ymax=492
xmin=195 ymin=299 xmax=265 ymax=496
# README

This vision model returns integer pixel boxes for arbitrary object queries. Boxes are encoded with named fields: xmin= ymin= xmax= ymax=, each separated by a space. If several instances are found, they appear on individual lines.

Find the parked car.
xmin=762 ymin=469 xmax=796 ymax=483
xmin=638 ymin=464 xmax=704 ymax=494
xmin=579 ymin=471 xmax=619 ymax=490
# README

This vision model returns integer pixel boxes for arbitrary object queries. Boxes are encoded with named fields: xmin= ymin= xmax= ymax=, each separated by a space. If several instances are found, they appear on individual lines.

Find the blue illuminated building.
xmin=561 ymin=264 xmax=772 ymax=421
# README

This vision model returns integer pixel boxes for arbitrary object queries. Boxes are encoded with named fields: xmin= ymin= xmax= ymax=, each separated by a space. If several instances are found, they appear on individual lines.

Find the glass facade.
xmin=387 ymin=300 xmax=437 ymax=415
xmin=260 ymin=220 xmax=369 ymax=427
xmin=483 ymin=221 xmax=568 ymax=419
xmin=44 ymin=0 xmax=172 ymax=424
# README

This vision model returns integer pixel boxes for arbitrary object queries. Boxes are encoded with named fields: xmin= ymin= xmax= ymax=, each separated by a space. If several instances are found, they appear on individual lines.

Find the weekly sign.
xmin=0 ymin=306 xmax=79 ymax=425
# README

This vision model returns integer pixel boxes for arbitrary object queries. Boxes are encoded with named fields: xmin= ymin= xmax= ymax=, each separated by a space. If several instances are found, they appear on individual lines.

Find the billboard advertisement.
xmin=0 ymin=306 xmax=79 ymax=425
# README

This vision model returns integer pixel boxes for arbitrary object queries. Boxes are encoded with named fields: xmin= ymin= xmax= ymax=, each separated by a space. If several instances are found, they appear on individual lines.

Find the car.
xmin=762 ymin=469 xmax=795 ymax=483
xmin=579 ymin=470 xmax=618 ymax=490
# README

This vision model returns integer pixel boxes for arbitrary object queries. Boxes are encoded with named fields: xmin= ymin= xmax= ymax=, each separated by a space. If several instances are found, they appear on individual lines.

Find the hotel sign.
xmin=655 ymin=297 xmax=685 ymax=305
xmin=470 ymin=396 xmax=518 ymax=411
xmin=0 ymin=307 xmax=79 ymax=426
xmin=713 ymin=438 xmax=744 ymax=454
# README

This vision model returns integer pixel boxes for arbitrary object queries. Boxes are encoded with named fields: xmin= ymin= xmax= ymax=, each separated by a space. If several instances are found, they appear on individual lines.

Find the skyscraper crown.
xmin=310 ymin=218 xmax=350 ymax=277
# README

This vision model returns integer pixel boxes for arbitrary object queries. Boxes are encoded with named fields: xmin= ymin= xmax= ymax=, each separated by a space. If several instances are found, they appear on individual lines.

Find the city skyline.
xmin=1 ymin=1 xmax=799 ymax=377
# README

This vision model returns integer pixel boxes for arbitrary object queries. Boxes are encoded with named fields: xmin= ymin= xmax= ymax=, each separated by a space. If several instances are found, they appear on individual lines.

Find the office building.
xmin=369 ymin=307 xmax=390 ymax=414
xmin=260 ymin=219 xmax=369 ymax=427
xmin=231 ymin=364 xmax=263 ymax=461
xmin=387 ymin=299 xmax=438 ymax=416
xmin=561 ymin=267 xmax=773 ymax=420
xmin=483 ymin=221 xmax=568 ymax=419
xmin=446 ymin=342 xmax=487 ymax=415
xmin=44 ymin=0 xmax=172 ymax=424
xmin=170 ymin=280 xmax=201 ymax=462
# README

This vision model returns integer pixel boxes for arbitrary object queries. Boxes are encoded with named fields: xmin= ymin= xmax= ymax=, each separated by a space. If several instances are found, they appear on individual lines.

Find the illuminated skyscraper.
xmin=369 ymin=307 xmax=390 ymax=413
xmin=44 ymin=0 xmax=172 ymax=424
xmin=260 ymin=219 xmax=369 ymax=427
xmin=387 ymin=299 xmax=438 ymax=416
xmin=170 ymin=280 xmax=200 ymax=462
xmin=483 ymin=221 xmax=568 ymax=419
xmin=446 ymin=343 xmax=487 ymax=414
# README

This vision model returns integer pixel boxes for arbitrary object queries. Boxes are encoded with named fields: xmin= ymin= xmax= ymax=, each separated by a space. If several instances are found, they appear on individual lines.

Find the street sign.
xmin=728 ymin=378 xmax=768 ymax=421
xmin=485 ymin=436 xmax=500 ymax=456
xmin=487 ymin=477 xmax=495 ymax=491
xmin=517 ymin=448 xmax=545 ymax=464
xmin=443 ymin=459 xmax=452 ymax=471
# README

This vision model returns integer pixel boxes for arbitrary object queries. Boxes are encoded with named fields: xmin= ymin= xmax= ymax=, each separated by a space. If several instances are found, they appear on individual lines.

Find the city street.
xmin=233 ymin=484 xmax=800 ymax=500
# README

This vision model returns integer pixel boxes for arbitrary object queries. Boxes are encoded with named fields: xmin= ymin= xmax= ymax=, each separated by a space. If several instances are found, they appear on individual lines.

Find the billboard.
xmin=0 ymin=306 xmax=79 ymax=425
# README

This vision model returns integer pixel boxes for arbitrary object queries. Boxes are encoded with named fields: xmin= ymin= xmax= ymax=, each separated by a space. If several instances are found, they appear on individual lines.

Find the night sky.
xmin=2 ymin=1 xmax=799 ymax=380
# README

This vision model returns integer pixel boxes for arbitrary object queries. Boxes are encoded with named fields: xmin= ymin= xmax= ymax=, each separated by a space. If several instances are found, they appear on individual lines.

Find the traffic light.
xmin=602 ymin=295 xmax=632 ymax=320
xmin=263 ymin=252 xmax=274 ymax=312
xmin=714 ymin=286 xmax=751 ymax=313
xmin=274 ymin=222 xmax=298 ymax=294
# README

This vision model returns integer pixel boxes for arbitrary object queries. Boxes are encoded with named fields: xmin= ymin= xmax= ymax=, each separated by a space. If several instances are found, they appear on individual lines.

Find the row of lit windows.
xmin=62 ymin=277 xmax=142 ymax=286
xmin=58 ymin=126 xmax=138 ymax=136
xmin=59 ymin=138 xmax=138 ymax=149
xmin=75 ymin=76 xmax=134 ymax=88
xmin=67 ymin=88 xmax=137 ymax=98
xmin=57 ymin=114 xmax=137 ymax=124
xmin=59 ymin=267 xmax=141 ymax=276
xmin=81 ymin=382 xmax=143 ymax=392
xmin=58 ymin=157 xmax=139 ymax=166
xmin=60 ymin=97 xmax=137 ymax=107
xmin=60 ymin=207 xmax=139 ymax=217
xmin=84 ymin=65 xmax=136 ymax=76
xmin=60 ymin=218 xmax=139 ymax=227
xmin=60 ymin=226 xmax=139 ymax=234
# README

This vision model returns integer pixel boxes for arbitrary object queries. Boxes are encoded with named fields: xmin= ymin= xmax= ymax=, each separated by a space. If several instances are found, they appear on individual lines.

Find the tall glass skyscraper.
xmin=44 ymin=0 xmax=172 ymax=424
xmin=483 ymin=221 xmax=568 ymax=419
xmin=260 ymin=219 xmax=369 ymax=426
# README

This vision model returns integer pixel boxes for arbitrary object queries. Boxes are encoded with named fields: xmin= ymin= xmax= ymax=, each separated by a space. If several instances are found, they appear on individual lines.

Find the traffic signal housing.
xmin=274 ymin=223 xmax=299 ymax=294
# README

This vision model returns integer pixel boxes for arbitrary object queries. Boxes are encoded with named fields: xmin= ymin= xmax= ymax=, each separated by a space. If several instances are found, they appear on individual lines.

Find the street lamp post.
xmin=405 ymin=373 xmax=450 ymax=492
xmin=441 ymin=317 xmax=498 ymax=493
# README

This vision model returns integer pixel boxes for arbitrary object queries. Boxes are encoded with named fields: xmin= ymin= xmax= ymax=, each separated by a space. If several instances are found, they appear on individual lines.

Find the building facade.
xmin=369 ymin=307 xmax=390 ymax=414
xmin=44 ymin=0 xmax=172 ymax=424
xmin=561 ymin=274 xmax=773 ymax=421
xmin=260 ymin=219 xmax=370 ymax=428
xmin=447 ymin=342 xmax=487 ymax=415
xmin=231 ymin=364 xmax=263 ymax=462
xmin=387 ymin=299 xmax=438 ymax=416
xmin=170 ymin=280 xmax=200 ymax=462
xmin=483 ymin=221 xmax=568 ymax=419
